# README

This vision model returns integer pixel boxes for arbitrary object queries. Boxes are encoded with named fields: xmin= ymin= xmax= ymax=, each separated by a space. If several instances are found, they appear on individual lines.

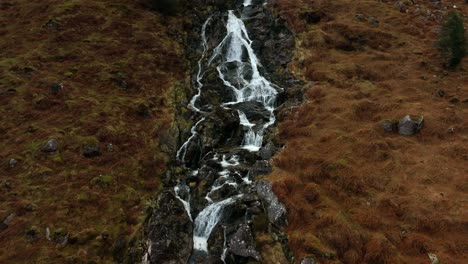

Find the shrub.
xmin=436 ymin=11 xmax=467 ymax=68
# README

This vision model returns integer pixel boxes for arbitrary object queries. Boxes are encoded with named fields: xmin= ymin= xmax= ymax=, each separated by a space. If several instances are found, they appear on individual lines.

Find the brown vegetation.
xmin=0 ymin=0 xmax=185 ymax=262
xmin=269 ymin=0 xmax=467 ymax=263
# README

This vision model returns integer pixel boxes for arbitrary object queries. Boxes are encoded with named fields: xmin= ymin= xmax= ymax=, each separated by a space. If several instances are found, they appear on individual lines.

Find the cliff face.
xmin=267 ymin=0 xmax=467 ymax=263
xmin=0 ymin=0 xmax=186 ymax=262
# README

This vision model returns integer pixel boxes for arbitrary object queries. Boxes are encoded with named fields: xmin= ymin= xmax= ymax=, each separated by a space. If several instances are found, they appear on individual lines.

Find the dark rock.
xmin=301 ymin=11 xmax=325 ymax=24
xmin=355 ymin=14 xmax=366 ymax=21
xmin=434 ymin=89 xmax=446 ymax=97
xmin=146 ymin=191 xmax=193 ymax=264
xmin=82 ymin=144 xmax=101 ymax=158
xmin=112 ymin=236 xmax=127 ymax=262
xmin=0 ymin=222 xmax=8 ymax=233
xmin=449 ymin=98 xmax=460 ymax=104
xmin=382 ymin=120 xmax=399 ymax=133
xmin=398 ymin=115 xmax=424 ymax=136
xmin=256 ymin=181 xmax=287 ymax=227
xmin=227 ymin=224 xmax=261 ymax=261
xmin=259 ymin=141 xmax=276 ymax=160
xmin=44 ymin=19 xmax=60 ymax=30
xmin=50 ymin=83 xmax=63 ymax=95
xmin=41 ymin=138 xmax=59 ymax=153
xmin=136 ymin=103 xmax=151 ymax=119
xmin=25 ymin=226 xmax=40 ymax=243
xmin=230 ymin=101 xmax=271 ymax=124
xmin=249 ymin=160 xmax=272 ymax=178
xmin=368 ymin=16 xmax=379 ymax=26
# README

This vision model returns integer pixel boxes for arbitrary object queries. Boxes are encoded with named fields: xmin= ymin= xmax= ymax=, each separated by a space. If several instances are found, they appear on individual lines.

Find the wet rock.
xmin=227 ymin=224 xmax=261 ymax=261
xmin=82 ymin=144 xmax=101 ymax=158
xmin=9 ymin=158 xmax=17 ymax=168
xmin=398 ymin=115 xmax=424 ymax=136
xmin=382 ymin=120 xmax=399 ymax=133
xmin=41 ymin=138 xmax=59 ymax=153
xmin=256 ymin=181 xmax=287 ymax=227
xmin=230 ymin=101 xmax=271 ymax=124
xmin=146 ymin=191 xmax=193 ymax=264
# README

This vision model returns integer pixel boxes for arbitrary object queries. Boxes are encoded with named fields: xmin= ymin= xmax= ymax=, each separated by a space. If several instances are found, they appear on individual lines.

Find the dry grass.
xmin=268 ymin=0 xmax=468 ymax=263
xmin=0 ymin=0 xmax=185 ymax=262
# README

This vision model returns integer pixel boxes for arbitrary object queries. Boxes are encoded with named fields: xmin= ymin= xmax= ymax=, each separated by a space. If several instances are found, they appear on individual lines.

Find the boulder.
xmin=382 ymin=120 xmax=399 ymax=133
xmin=227 ymin=224 xmax=261 ymax=261
xmin=255 ymin=181 xmax=287 ymax=227
xmin=41 ymin=138 xmax=59 ymax=153
xmin=398 ymin=115 xmax=424 ymax=136
xmin=230 ymin=101 xmax=271 ymax=124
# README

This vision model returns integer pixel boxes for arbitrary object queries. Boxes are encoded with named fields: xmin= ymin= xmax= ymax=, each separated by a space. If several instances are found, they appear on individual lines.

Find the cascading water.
xmin=138 ymin=0 xmax=301 ymax=264
xmin=143 ymin=0 xmax=296 ymax=263
xmin=181 ymin=1 xmax=281 ymax=259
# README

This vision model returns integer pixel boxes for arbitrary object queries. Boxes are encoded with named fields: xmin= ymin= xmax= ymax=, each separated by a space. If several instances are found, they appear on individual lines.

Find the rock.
xmin=107 ymin=143 xmax=114 ymax=152
xmin=449 ymin=98 xmax=460 ymax=104
xmin=301 ymin=11 xmax=325 ymax=24
xmin=355 ymin=14 xmax=366 ymax=21
xmin=256 ymin=181 xmax=287 ymax=227
xmin=368 ymin=16 xmax=379 ymax=26
xmin=259 ymin=141 xmax=276 ymax=160
xmin=382 ymin=120 xmax=399 ymax=133
xmin=43 ymin=19 xmax=60 ymax=30
xmin=398 ymin=115 xmax=424 ymax=136
xmin=0 ymin=223 xmax=8 ymax=232
xmin=9 ymin=158 xmax=17 ymax=168
xmin=82 ymin=144 xmax=101 ymax=158
xmin=136 ymin=103 xmax=151 ymax=118
xmin=249 ymin=160 xmax=272 ymax=178
xmin=41 ymin=138 xmax=58 ymax=153
xmin=227 ymin=224 xmax=261 ymax=261
xmin=230 ymin=101 xmax=271 ymax=124
xmin=25 ymin=226 xmax=40 ymax=243
xmin=146 ymin=191 xmax=193 ymax=264
xmin=434 ymin=89 xmax=446 ymax=97
xmin=301 ymin=257 xmax=317 ymax=264
xmin=50 ymin=83 xmax=63 ymax=95
xmin=428 ymin=253 xmax=441 ymax=264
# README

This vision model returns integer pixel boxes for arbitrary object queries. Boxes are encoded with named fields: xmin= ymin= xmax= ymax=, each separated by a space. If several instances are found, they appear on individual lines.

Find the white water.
xmin=193 ymin=196 xmax=240 ymax=251
xmin=176 ymin=117 xmax=205 ymax=162
xmin=174 ymin=184 xmax=193 ymax=222
xmin=181 ymin=0 xmax=278 ymax=257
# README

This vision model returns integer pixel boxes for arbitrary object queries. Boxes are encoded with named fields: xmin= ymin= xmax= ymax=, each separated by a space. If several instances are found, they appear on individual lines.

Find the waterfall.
xmin=174 ymin=0 xmax=281 ymax=260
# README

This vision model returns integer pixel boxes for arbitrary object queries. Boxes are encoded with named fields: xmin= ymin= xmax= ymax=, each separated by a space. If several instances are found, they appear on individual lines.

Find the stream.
xmin=142 ymin=0 xmax=300 ymax=263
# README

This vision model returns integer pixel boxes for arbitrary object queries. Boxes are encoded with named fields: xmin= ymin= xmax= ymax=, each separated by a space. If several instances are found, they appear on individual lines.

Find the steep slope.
xmin=268 ymin=0 xmax=467 ymax=263
xmin=0 ymin=0 xmax=185 ymax=262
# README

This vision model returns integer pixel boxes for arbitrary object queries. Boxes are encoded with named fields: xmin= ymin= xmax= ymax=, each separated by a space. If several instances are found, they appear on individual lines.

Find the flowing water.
xmin=177 ymin=0 xmax=281 ymax=260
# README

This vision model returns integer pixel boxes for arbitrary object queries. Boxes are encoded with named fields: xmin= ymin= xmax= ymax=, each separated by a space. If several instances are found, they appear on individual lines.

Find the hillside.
xmin=0 ymin=0 xmax=467 ymax=263
xmin=0 ymin=0 xmax=185 ymax=262
xmin=268 ymin=0 xmax=467 ymax=263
